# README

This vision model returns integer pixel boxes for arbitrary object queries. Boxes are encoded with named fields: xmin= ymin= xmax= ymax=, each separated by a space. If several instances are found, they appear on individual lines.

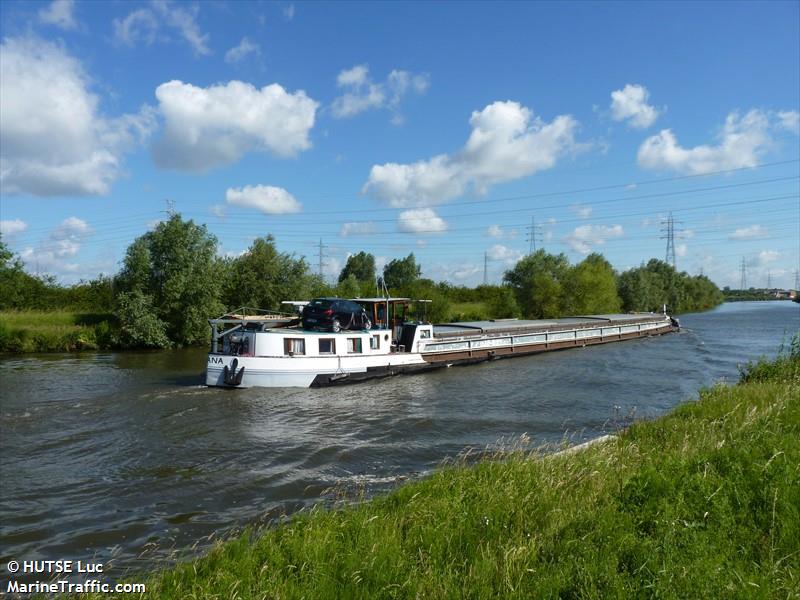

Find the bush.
xmin=115 ymin=291 xmax=171 ymax=349
xmin=740 ymin=332 xmax=800 ymax=383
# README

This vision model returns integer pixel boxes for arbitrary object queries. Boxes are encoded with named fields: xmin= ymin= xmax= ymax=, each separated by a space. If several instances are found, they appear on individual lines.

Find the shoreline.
xmin=76 ymin=345 xmax=799 ymax=598
xmin=0 ymin=301 xmax=737 ymax=354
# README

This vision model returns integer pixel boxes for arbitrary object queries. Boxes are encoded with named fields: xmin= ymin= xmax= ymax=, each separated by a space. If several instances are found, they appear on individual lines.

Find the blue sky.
xmin=1 ymin=0 xmax=798 ymax=289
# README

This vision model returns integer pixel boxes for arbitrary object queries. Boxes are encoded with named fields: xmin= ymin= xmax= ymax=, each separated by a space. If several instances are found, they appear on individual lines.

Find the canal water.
xmin=1 ymin=301 xmax=797 ymax=581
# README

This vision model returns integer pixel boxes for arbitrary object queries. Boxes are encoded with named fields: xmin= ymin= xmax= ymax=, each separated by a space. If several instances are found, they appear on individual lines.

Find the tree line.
xmin=1 ymin=214 xmax=722 ymax=350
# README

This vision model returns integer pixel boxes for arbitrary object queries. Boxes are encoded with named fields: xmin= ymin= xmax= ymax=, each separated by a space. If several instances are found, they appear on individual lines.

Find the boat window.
xmin=347 ymin=338 xmax=363 ymax=353
xmin=420 ymin=329 xmax=431 ymax=339
xmin=370 ymin=335 xmax=380 ymax=350
xmin=284 ymin=338 xmax=306 ymax=355
xmin=319 ymin=338 xmax=336 ymax=354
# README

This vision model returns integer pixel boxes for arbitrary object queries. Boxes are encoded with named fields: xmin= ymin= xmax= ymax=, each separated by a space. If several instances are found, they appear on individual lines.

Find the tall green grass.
xmin=0 ymin=311 xmax=117 ymax=352
xmin=86 ymin=343 xmax=799 ymax=598
xmin=446 ymin=301 xmax=490 ymax=321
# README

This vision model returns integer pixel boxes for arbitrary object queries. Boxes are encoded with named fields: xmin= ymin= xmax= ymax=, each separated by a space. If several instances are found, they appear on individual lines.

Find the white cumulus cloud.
xmin=225 ymin=185 xmax=301 ymax=214
xmin=776 ymin=110 xmax=800 ymax=134
xmin=729 ymin=224 xmax=769 ymax=240
xmin=363 ymin=100 xmax=581 ymax=207
xmin=225 ymin=37 xmax=260 ymax=64
xmin=39 ymin=0 xmax=78 ymax=30
xmin=364 ymin=155 xmax=463 ymax=208
xmin=113 ymin=9 xmax=158 ymax=47
xmin=486 ymin=225 xmax=519 ymax=240
xmin=0 ymin=37 xmax=156 ymax=197
xmin=452 ymin=263 xmax=482 ymax=281
xmin=571 ymin=204 xmax=592 ymax=219
xmin=610 ymin=84 xmax=661 ymax=129
xmin=152 ymin=79 xmax=318 ymax=171
xmin=113 ymin=0 xmax=210 ymax=56
xmin=19 ymin=217 xmax=92 ymax=275
xmin=340 ymin=222 xmax=378 ymax=236
xmin=637 ymin=109 xmax=795 ymax=175
xmin=565 ymin=224 xmax=624 ymax=254
xmin=0 ymin=219 xmax=28 ymax=238
xmin=331 ymin=64 xmax=429 ymax=121
xmin=757 ymin=250 xmax=780 ymax=264
xmin=397 ymin=208 xmax=447 ymax=234
xmin=487 ymin=244 xmax=524 ymax=265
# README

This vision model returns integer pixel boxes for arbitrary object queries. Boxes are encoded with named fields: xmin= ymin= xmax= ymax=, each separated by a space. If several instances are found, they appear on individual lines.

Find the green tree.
xmin=564 ymin=253 xmax=622 ymax=315
xmin=405 ymin=279 xmax=450 ymax=323
xmin=64 ymin=276 xmax=115 ymax=312
xmin=116 ymin=214 xmax=224 ymax=346
xmin=223 ymin=235 xmax=313 ymax=311
xmin=0 ymin=236 xmax=53 ymax=310
xmin=0 ymin=237 xmax=13 ymax=268
xmin=335 ymin=274 xmax=362 ymax=300
xmin=617 ymin=260 xmax=722 ymax=313
xmin=115 ymin=290 xmax=170 ymax=348
xmin=618 ymin=266 xmax=663 ymax=312
xmin=338 ymin=252 xmax=376 ymax=284
xmin=383 ymin=253 xmax=421 ymax=291
xmin=503 ymin=250 xmax=571 ymax=318
xmin=486 ymin=286 xmax=521 ymax=319
xmin=116 ymin=238 xmax=152 ymax=293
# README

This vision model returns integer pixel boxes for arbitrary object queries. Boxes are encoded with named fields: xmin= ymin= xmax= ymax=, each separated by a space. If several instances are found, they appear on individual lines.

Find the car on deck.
xmin=301 ymin=298 xmax=372 ymax=332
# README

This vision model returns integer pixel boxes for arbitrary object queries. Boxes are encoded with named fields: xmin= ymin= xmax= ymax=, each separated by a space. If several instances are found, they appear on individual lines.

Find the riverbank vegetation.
xmin=722 ymin=287 xmax=796 ymax=302
xmin=0 ymin=311 xmax=116 ymax=353
xmin=1 ymin=214 xmax=723 ymax=352
xmin=88 ymin=339 xmax=798 ymax=598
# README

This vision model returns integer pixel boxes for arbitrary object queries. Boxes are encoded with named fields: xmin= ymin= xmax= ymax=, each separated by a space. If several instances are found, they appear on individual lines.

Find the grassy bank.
xmin=446 ymin=301 xmax=490 ymax=321
xmin=88 ymin=343 xmax=799 ymax=599
xmin=0 ymin=311 xmax=117 ymax=352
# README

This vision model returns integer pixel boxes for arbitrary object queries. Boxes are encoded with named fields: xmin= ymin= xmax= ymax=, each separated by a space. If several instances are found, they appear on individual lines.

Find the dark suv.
xmin=302 ymin=298 xmax=372 ymax=332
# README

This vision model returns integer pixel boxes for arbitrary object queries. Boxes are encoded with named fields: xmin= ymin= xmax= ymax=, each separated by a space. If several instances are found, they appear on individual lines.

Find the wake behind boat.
xmin=205 ymin=298 xmax=679 ymax=388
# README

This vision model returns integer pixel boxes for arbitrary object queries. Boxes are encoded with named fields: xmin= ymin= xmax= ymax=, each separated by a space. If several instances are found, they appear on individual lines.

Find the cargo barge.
xmin=205 ymin=299 xmax=678 ymax=388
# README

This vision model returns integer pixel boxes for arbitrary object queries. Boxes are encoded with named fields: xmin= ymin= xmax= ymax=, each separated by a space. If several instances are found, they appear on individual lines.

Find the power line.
xmin=191 ymin=176 xmax=800 ymax=226
xmin=526 ymin=216 xmax=543 ymax=254
xmin=740 ymin=257 xmax=748 ymax=290
xmin=163 ymin=198 xmax=176 ymax=217
xmin=317 ymin=238 xmax=327 ymax=279
xmin=198 ymin=203 xmax=799 ymax=242
xmin=188 ymin=190 xmax=799 ymax=238
xmin=206 ymin=158 xmax=800 ymax=216
xmin=660 ymin=212 xmax=682 ymax=268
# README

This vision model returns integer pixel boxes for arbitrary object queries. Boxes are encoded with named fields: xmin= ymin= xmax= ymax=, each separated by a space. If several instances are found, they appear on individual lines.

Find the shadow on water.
xmin=0 ymin=301 xmax=797 ymax=582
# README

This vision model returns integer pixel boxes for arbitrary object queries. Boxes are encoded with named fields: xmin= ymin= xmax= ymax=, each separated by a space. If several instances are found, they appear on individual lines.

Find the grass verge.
xmin=90 ymin=343 xmax=799 ymax=598
xmin=0 ymin=311 xmax=117 ymax=352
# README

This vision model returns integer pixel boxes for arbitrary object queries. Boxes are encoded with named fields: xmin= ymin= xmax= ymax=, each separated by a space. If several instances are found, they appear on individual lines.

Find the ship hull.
xmin=205 ymin=313 xmax=677 ymax=389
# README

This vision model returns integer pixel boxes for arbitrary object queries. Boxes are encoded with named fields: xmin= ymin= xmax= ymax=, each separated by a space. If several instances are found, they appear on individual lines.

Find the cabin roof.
xmin=354 ymin=297 xmax=411 ymax=302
